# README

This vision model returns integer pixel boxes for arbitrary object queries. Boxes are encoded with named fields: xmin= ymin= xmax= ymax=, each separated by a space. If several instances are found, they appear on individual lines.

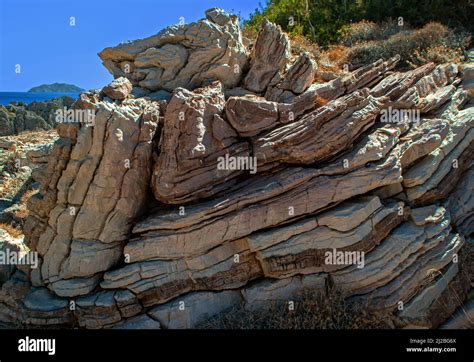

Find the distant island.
xmin=28 ymin=83 xmax=84 ymax=93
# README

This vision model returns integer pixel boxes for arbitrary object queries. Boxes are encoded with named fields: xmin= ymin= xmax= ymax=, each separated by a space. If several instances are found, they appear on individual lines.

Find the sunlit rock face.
xmin=98 ymin=8 xmax=249 ymax=93
xmin=0 ymin=8 xmax=472 ymax=330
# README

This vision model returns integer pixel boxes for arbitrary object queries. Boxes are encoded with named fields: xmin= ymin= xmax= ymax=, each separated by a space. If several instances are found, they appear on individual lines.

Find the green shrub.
xmin=245 ymin=0 xmax=361 ymax=46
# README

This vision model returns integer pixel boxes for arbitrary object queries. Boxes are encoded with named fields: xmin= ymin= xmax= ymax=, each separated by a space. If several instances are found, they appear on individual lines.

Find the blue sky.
xmin=0 ymin=0 xmax=263 ymax=91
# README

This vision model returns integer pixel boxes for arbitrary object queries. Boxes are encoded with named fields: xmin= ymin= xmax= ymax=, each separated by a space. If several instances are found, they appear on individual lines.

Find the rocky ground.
xmin=0 ymin=130 xmax=58 ymax=288
xmin=0 ymin=131 xmax=58 ymax=196
xmin=0 ymin=8 xmax=472 ymax=329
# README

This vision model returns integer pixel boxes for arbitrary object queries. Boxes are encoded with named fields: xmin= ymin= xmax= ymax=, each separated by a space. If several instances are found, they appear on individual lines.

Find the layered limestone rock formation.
xmin=0 ymin=9 xmax=472 ymax=329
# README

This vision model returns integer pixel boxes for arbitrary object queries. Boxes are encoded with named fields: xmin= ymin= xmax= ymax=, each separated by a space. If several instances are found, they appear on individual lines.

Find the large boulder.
xmin=102 ymin=77 xmax=133 ymax=101
xmin=98 ymin=8 xmax=249 ymax=93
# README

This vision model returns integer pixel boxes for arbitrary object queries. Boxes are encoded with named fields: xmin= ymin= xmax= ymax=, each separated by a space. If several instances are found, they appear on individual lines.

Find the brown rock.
xmin=99 ymin=9 xmax=248 ymax=92
xmin=151 ymin=82 xmax=250 ymax=204
xmin=253 ymin=89 xmax=386 ymax=166
xmin=102 ymin=77 xmax=133 ymax=101
xmin=23 ymin=95 xmax=160 ymax=297
xmin=243 ymin=19 xmax=290 ymax=93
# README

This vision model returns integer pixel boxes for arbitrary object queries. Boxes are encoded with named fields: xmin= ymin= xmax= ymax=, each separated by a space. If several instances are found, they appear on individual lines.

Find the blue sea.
xmin=0 ymin=92 xmax=80 ymax=106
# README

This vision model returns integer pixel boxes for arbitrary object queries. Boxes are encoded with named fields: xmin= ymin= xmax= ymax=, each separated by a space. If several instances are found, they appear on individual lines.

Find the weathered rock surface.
xmin=151 ymin=81 xmax=249 ymax=204
xmin=243 ymin=19 xmax=290 ymax=93
xmin=0 ymin=272 xmax=73 ymax=326
xmin=111 ymin=314 xmax=161 ymax=329
xmin=253 ymin=89 xmax=386 ymax=166
xmin=99 ymin=8 xmax=248 ymax=93
xmin=401 ymin=109 xmax=474 ymax=205
xmin=440 ymin=300 xmax=474 ymax=329
xmin=102 ymin=77 xmax=133 ymax=101
xmin=21 ymin=82 xmax=160 ymax=298
xmin=129 ymin=150 xmax=403 ymax=261
xmin=0 ymin=9 xmax=472 ymax=329
xmin=335 ymin=206 xmax=461 ymax=299
xmin=444 ymin=167 xmax=474 ymax=236
xmin=254 ymin=198 xmax=406 ymax=278
xmin=149 ymin=290 xmax=241 ymax=328
xmin=278 ymin=53 xmax=317 ymax=94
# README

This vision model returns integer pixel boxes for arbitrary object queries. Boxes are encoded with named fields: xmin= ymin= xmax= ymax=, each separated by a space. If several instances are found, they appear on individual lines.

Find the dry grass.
xmin=0 ymin=223 xmax=23 ymax=238
xmin=290 ymin=34 xmax=321 ymax=58
xmin=289 ymin=35 xmax=349 ymax=79
xmin=314 ymin=96 xmax=329 ymax=107
xmin=13 ymin=189 xmax=36 ymax=221
xmin=323 ymin=46 xmax=349 ymax=64
xmin=199 ymin=285 xmax=394 ymax=329
xmin=12 ymin=129 xmax=58 ymax=145
xmin=459 ymin=241 xmax=474 ymax=286
xmin=409 ymin=43 xmax=468 ymax=68
xmin=342 ymin=19 xmax=404 ymax=46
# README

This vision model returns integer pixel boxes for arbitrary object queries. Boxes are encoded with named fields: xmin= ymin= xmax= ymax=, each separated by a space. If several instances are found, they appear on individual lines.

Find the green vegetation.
xmin=244 ymin=0 xmax=472 ymax=70
xmin=245 ymin=0 xmax=473 ymax=47
xmin=28 ymin=83 xmax=84 ymax=93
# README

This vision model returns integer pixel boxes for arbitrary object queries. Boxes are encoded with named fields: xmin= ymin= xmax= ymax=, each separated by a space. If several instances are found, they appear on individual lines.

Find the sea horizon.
xmin=0 ymin=92 xmax=81 ymax=106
